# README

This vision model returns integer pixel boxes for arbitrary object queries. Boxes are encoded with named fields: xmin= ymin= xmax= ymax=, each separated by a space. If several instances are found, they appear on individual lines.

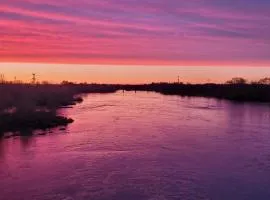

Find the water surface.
xmin=1 ymin=91 xmax=270 ymax=200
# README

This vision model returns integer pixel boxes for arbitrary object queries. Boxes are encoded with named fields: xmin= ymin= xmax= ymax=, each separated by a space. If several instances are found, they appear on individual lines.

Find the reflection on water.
xmin=1 ymin=91 xmax=270 ymax=200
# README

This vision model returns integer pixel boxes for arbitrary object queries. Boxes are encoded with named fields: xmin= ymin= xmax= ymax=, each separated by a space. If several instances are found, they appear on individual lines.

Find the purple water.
xmin=1 ymin=91 xmax=270 ymax=200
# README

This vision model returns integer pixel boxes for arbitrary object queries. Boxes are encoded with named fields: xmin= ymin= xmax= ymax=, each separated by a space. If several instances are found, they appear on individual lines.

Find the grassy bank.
xmin=1 ymin=80 xmax=270 ymax=137
xmin=0 ymin=83 xmax=118 ymax=137
xmin=121 ymin=83 xmax=270 ymax=102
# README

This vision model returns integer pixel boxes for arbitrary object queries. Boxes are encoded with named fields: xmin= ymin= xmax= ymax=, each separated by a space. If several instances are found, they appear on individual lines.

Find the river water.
xmin=1 ymin=91 xmax=270 ymax=200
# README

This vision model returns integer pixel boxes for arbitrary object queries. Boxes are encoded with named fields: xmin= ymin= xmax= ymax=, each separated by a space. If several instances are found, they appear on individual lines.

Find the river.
xmin=1 ymin=91 xmax=270 ymax=200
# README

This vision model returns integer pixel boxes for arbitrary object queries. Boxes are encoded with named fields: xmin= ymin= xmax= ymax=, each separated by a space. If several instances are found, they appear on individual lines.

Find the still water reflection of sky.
xmin=1 ymin=91 xmax=270 ymax=200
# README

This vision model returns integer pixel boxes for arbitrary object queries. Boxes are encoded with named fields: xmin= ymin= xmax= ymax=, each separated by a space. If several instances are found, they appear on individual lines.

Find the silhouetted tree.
xmin=61 ymin=80 xmax=75 ymax=85
xmin=226 ymin=77 xmax=247 ymax=84
xmin=258 ymin=77 xmax=270 ymax=85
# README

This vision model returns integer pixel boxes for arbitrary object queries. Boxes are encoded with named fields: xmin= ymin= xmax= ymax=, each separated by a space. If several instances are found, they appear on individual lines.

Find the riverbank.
xmin=1 ymin=82 xmax=270 ymax=137
xmin=121 ymin=83 xmax=270 ymax=103
xmin=0 ymin=111 xmax=74 ymax=136
xmin=0 ymin=83 xmax=118 ymax=137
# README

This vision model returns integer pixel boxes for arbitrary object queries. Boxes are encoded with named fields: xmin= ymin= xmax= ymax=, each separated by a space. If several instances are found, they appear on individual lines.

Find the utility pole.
xmin=32 ymin=73 xmax=36 ymax=84
xmin=178 ymin=76 xmax=180 ymax=84
xmin=0 ymin=74 xmax=5 ymax=84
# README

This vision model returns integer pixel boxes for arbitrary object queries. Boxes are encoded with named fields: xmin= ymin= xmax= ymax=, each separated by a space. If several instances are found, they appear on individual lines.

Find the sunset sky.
xmin=0 ymin=0 xmax=270 ymax=83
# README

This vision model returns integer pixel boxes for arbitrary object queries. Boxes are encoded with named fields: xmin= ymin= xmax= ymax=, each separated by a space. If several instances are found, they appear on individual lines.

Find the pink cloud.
xmin=0 ymin=0 xmax=269 ymax=66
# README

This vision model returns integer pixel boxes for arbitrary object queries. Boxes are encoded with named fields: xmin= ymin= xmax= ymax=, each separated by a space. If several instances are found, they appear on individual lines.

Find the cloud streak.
xmin=0 ymin=0 xmax=269 ymax=65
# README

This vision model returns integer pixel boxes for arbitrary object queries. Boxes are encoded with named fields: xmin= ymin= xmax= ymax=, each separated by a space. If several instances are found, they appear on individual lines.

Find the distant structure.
xmin=0 ymin=74 xmax=5 ymax=84
xmin=178 ymin=76 xmax=180 ymax=84
xmin=32 ymin=73 xmax=36 ymax=84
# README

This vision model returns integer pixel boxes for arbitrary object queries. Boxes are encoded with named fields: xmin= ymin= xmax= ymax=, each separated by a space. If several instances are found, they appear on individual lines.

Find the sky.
xmin=0 ymin=0 xmax=270 ymax=83
xmin=1 ymin=63 xmax=270 ymax=84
